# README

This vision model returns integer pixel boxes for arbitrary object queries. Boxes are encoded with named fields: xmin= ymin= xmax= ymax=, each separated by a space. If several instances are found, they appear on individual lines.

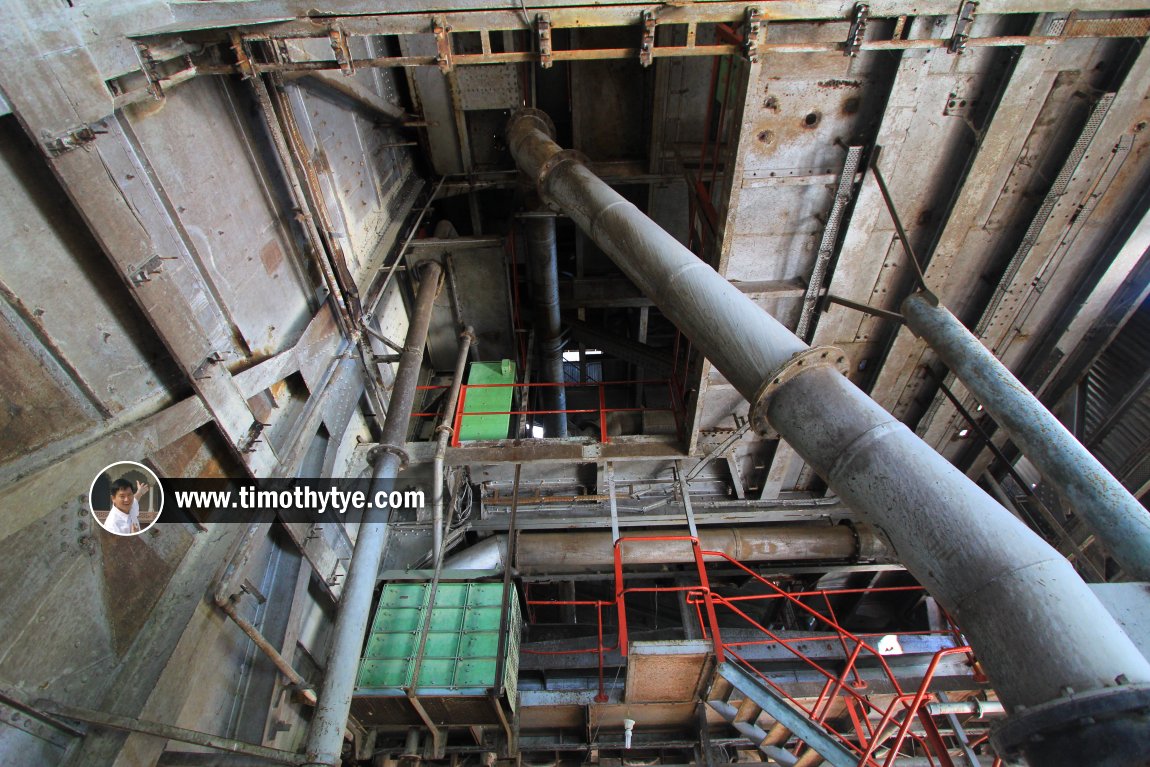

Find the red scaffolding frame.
xmin=522 ymin=534 xmax=999 ymax=767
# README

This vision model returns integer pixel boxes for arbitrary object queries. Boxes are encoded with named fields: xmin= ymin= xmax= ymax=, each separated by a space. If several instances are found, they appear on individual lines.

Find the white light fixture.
xmin=623 ymin=718 xmax=636 ymax=749
xmin=958 ymin=428 xmax=970 ymax=438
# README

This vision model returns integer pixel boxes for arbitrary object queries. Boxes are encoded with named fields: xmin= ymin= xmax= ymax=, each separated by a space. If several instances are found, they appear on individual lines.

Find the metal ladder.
xmin=706 ymin=661 xmax=858 ymax=767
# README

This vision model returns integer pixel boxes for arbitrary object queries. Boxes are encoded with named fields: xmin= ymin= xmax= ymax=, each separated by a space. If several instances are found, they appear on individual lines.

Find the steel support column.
xmin=506 ymin=109 xmax=1150 ymax=767
xmin=304 ymin=261 xmax=442 ymax=766
xmin=902 ymin=290 xmax=1150 ymax=580
xmin=433 ymin=326 xmax=475 ymax=565
xmin=524 ymin=213 xmax=568 ymax=437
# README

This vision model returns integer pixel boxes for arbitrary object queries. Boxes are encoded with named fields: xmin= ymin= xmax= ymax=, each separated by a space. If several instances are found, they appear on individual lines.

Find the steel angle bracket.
xmin=536 ymin=13 xmax=553 ymax=68
xmin=639 ymin=10 xmax=657 ymax=67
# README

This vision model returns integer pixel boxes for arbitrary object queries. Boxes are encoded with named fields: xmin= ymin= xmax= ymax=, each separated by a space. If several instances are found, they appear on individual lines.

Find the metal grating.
xmin=796 ymin=145 xmax=864 ymax=342
xmin=1080 ymin=297 xmax=1150 ymax=494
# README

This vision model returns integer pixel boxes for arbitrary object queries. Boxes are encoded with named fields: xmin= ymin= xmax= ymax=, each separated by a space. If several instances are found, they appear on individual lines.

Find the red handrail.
xmin=524 ymin=534 xmax=991 ymax=766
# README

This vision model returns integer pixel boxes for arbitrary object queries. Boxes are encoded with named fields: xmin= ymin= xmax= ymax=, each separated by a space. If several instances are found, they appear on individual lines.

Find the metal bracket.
xmin=229 ymin=32 xmax=257 ymax=80
xmin=42 ymin=124 xmax=103 ymax=157
xmin=192 ymin=351 xmax=227 ymax=381
xmin=742 ymin=7 xmax=762 ymax=63
xmin=433 ymin=16 xmax=453 ymax=74
xmin=948 ymin=0 xmax=979 ymax=54
xmin=128 ymin=253 xmax=174 ymax=286
xmin=329 ymin=26 xmax=355 ymax=75
xmin=845 ymin=3 xmax=869 ymax=57
xmin=639 ymin=10 xmax=657 ymax=67
xmin=238 ymin=420 xmax=266 ymax=454
xmin=240 ymin=578 xmax=268 ymax=604
xmin=133 ymin=42 xmax=166 ymax=100
xmin=536 ymin=13 xmax=553 ymax=69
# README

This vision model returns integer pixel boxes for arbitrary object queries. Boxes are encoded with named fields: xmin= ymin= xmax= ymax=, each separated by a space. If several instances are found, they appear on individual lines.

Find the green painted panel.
xmin=458 ymin=360 xmax=516 ymax=441
xmin=355 ymin=580 xmax=521 ymax=711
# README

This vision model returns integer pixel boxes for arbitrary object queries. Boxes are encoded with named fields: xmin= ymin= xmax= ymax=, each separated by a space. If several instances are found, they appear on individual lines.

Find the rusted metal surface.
xmin=98 ymin=535 xmax=183 ymax=656
xmin=625 ymin=641 xmax=715 ymax=703
xmin=169 ymin=1 xmax=1150 ymax=33
xmin=513 ymin=525 xmax=874 ymax=573
xmin=0 ymin=312 xmax=96 ymax=465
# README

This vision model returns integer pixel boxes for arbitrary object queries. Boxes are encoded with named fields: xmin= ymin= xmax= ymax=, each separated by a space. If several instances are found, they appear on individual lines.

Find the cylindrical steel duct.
xmin=524 ymin=213 xmax=568 ymax=437
xmin=506 ymin=109 xmax=1150 ymax=766
xmin=433 ymin=326 xmax=475 ymax=566
xmin=304 ymin=261 xmax=442 ymax=767
xmin=902 ymin=290 xmax=1150 ymax=581
xmin=444 ymin=523 xmax=888 ymax=573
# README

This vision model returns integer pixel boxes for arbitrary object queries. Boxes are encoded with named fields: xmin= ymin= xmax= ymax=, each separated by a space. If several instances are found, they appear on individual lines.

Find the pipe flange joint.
xmin=507 ymin=107 xmax=556 ymax=141
xmin=990 ymin=683 xmax=1150 ymax=763
xmin=536 ymin=148 xmax=589 ymax=210
xmin=367 ymin=443 xmax=409 ymax=471
xmin=749 ymin=346 xmax=850 ymax=437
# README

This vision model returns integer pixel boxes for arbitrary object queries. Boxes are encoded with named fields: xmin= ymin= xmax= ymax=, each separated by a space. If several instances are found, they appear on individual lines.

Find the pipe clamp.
xmin=536 ymin=149 xmax=590 ymax=210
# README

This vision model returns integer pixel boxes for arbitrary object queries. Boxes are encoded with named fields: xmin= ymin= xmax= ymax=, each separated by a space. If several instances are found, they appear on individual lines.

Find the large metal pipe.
xmin=524 ymin=213 xmax=569 ymax=437
xmin=444 ymin=523 xmax=889 ymax=573
xmin=507 ymin=110 xmax=1150 ymax=766
xmin=902 ymin=290 xmax=1150 ymax=581
xmin=433 ymin=326 xmax=475 ymax=566
xmin=304 ymin=262 xmax=442 ymax=767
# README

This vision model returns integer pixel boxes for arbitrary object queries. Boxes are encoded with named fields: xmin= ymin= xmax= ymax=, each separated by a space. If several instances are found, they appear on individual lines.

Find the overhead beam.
xmin=168 ymin=2 xmax=1150 ymax=37
xmin=865 ymin=38 xmax=1057 ymax=422
xmin=918 ymin=39 xmax=1150 ymax=447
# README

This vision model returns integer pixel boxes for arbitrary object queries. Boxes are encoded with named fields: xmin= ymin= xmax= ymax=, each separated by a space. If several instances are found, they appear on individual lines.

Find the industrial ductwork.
xmin=523 ymin=211 xmax=569 ymax=437
xmin=506 ymin=108 xmax=1150 ymax=767
xmin=444 ymin=523 xmax=890 ymax=573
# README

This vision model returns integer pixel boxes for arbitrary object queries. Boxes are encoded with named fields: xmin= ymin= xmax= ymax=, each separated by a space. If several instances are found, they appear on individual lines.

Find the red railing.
xmin=525 ymin=535 xmax=994 ymax=766
xmin=410 ymin=378 xmax=685 ymax=446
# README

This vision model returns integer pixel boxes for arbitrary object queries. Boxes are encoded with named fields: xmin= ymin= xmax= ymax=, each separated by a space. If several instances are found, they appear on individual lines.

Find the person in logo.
xmin=104 ymin=478 xmax=136 ymax=535
xmin=127 ymin=480 xmax=150 ymax=533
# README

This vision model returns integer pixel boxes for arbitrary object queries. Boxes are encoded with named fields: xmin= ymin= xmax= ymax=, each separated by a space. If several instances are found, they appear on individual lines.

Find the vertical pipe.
xmin=433 ymin=326 xmax=475 ymax=566
xmin=304 ymin=262 xmax=442 ymax=767
xmin=902 ymin=290 xmax=1150 ymax=581
xmin=506 ymin=110 xmax=1150 ymax=766
xmin=524 ymin=213 xmax=569 ymax=437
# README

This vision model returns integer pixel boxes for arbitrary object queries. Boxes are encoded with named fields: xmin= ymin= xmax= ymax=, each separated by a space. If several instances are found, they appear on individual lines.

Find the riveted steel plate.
xmin=456 ymin=65 xmax=521 ymax=111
